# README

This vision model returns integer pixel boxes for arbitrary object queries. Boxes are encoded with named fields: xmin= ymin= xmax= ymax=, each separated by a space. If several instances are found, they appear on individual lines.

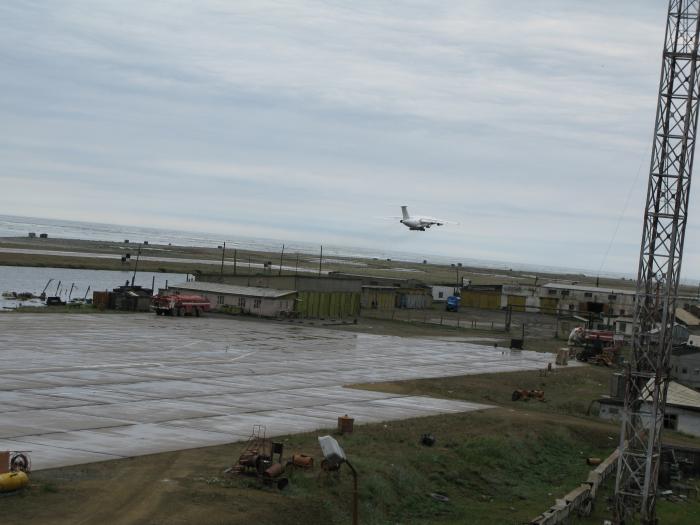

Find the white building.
xmin=431 ymin=285 xmax=459 ymax=302
xmin=598 ymin=379 xmax=700 ymax=437
xmin=672 ymin=345 xmax=700 ymax=391
xmin=166 ymin=282 xmax=296 ymax=317
xmin=496 ymin=282 xmax=636 ymax=316
xmin=539 ymin=283 xmax=636 ymax=316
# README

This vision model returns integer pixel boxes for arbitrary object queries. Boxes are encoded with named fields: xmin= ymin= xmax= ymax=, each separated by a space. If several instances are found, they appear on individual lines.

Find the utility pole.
xmin=234 ymin=249 xmax=237 ymax=276
xmin=279 ymin=244 xmax=285 ymax=276
xmin=131 ymin=244 xmax=142 ymax=287
xmin=220 ymin=242 xmax=226 ymax=278
xmin=615 ymin=2 xmax=700 ymax=523
xmin=318 ymin=245 xmax=323 ymax=276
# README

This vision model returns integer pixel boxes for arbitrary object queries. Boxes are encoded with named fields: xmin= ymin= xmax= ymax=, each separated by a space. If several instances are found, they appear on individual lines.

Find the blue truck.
xmin=445 ymin=295 xmax=460 ymax=312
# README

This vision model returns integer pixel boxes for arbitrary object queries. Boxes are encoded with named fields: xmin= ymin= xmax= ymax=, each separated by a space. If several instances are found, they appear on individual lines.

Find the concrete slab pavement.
xmin=0 ymin=313 xmax=567 ymax=470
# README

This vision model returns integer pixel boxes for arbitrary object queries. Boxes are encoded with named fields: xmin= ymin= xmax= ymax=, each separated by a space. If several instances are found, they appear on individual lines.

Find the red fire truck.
xmin=151 ymin=294 xmax=211 ymax=317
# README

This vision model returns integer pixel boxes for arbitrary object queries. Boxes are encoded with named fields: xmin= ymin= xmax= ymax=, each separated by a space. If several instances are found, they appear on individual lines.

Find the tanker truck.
xmin=151 ymin=293 xmax=211 ymax=317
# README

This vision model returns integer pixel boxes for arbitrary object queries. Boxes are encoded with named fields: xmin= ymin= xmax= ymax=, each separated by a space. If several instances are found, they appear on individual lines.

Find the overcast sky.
xmin=3 ymin=1 xmax=696 ymax=277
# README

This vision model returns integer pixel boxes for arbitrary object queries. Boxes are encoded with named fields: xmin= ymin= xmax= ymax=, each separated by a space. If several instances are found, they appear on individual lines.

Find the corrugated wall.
xmin=539 ymin=297 xmax=559 ymax=314
xmin=296 ymin=291 xmax=360 ymax=318
xmin=507 ymin=295 xmax=527 ymax=312
xmin=397 ymin=291 xmax=432 ymax=309
xmin=460 ymin=291 xmax=500 ymax=309
xmin=361 ymin=290 xmax=396 ymax=309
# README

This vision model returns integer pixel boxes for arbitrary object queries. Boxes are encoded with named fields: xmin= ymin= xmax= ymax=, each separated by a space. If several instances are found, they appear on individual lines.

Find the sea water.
xmin=0 ymin=266 xmax=186 ymax=310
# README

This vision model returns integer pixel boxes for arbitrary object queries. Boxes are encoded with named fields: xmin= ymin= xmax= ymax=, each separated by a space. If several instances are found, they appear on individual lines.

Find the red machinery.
xmin=152 ymin=294 xmax=211 ymax=317
xmin=568 ymin=327 xmax=623 ymax=366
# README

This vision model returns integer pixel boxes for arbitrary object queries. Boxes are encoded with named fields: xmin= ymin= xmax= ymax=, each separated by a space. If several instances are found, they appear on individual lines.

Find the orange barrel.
xmin=338 ymin=414 xmax=354 ymax=434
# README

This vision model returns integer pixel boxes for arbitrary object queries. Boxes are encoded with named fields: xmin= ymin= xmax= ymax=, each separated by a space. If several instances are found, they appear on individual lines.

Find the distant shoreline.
xmin=0 ymin=213 xmax=638 ymax=280
xmin=0 ymin=235 xmax=651 ymax=293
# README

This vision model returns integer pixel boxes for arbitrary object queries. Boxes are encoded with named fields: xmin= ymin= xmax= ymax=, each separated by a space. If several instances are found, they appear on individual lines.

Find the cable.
xmin=596 ymin=142 xmax=651 ymax=280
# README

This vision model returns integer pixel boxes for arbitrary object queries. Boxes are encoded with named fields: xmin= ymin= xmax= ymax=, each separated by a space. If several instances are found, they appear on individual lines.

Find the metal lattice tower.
xmin=614 ymin=1 xmax=700 ymax=523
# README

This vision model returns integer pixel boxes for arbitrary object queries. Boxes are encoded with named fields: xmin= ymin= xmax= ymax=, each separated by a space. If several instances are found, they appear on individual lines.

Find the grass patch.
xmin=4 ymin=410 xmax=615 ymax=525
xmin=353 ymin=365 xmax=613 ymax=418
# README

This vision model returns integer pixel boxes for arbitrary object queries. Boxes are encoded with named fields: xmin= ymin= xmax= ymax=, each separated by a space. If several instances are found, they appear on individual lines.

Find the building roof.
xmin=644 ymin=379 xmax=700 ymax=411
xmin=672 ymin=343 xmax=700 ymax=357
xmin=676 ymin=307 xmax=700 ymax=327
xmin=542 ymin=282 xmax=635 ymax=296
xmin=169 ymin=281 xmax=296 ymax=298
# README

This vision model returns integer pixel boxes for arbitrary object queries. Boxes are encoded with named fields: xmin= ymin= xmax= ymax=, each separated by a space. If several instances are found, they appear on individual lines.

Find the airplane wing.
xmin=421 ymin=218 xmax=459 ymax=226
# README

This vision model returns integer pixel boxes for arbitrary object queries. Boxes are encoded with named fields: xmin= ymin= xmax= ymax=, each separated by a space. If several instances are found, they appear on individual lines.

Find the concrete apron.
xmin=0 ymin=314 xmax=570 ymax=470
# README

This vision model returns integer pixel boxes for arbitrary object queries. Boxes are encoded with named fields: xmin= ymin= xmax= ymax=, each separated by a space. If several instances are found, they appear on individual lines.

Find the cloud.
xmin=2 ymin=0 xmax=697 ymax=277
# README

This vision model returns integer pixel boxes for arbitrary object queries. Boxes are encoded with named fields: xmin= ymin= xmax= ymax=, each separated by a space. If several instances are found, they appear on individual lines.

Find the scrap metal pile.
xmin=225 ymin=425 xmax=287 ymax=488
xmin=225 ymin=424 xmax=350 ymax=491
xmin=567 ymin=327 xmax=622 ymax=367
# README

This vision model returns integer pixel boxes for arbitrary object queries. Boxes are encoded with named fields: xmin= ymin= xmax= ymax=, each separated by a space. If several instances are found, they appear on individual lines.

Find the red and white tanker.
xmin=151 ymin=293 xmax=211 ymax=317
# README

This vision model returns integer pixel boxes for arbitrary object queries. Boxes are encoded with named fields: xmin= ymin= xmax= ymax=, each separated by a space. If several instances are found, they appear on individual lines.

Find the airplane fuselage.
xmin=398 ymin=206 xmax=449 ymax=231
xmin=400 ymin=217 xmax=443 ymax=231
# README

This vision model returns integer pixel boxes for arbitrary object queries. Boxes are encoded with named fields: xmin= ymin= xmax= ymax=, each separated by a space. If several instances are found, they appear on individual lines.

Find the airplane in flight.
xmin=397 ymin=206 xmax=456 ymax=231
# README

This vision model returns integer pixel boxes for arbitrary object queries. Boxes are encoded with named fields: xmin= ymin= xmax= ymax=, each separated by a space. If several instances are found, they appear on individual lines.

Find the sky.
xmin=2 ymin=1 xmax=696 ymax=277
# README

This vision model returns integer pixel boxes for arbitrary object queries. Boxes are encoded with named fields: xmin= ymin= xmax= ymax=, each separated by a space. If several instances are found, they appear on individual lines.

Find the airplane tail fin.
xmin=401 ymin=206 xmax=410 ymax=220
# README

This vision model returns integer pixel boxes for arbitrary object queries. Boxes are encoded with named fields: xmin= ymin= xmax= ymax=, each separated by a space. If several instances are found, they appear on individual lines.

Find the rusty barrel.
xmin=338 ymin=414 xmax=354 ymax=434
xmin=0 ymin=451 xmax=9 ymax=474
xmin=292 ymin=454 xmax=314 ymax=469
xmin=263 ymin=463 xmax=285 ymax=479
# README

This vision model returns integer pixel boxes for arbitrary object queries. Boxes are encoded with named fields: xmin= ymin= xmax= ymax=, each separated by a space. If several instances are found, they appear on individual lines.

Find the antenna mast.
xmin=614 ymin=1 xmax=700 ymax=523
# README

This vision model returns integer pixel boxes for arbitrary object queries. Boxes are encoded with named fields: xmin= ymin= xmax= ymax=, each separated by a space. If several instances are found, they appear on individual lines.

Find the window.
xmin=438 ymin=291 xmax=444 ymax=298
xmin=548 ymin=289 xmax=557 ymax=295
xmin=682 ymin=368 xmax=688 ymax=374
xmin=238 ymin=297 xmax=246 ymax=308
xmin=663 ymin=413 xmax=678 ymax=430
xmin=568 ymin=304 xmax=575 ymax=310
xmin=253 ymin=298 xmax=261 ymax=308
xmin=584 ymin=292 xmax=593 ymax=298
xmin=618 ymin=322 xmax=626 ymax=332
xmin=608 ymin=294 xmax=617 ymax=301
xmin=620 ymin=309 xmax=626 ymax=316
xmin=561 ymin=290 xmax=570 ymax=297
xmin=217 ymin=295 xmax=225 ymax=305
xmin=694 ymin=369 xmax=700 ymax=375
